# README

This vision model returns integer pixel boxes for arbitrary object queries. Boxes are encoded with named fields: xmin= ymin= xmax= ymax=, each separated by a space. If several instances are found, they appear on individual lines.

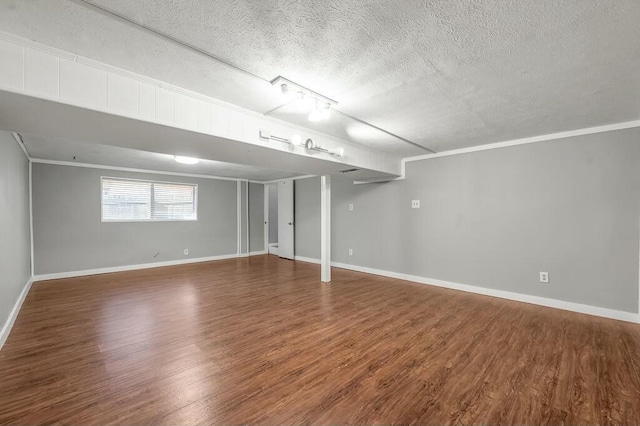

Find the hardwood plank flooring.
xmin=1 ymin=255 xmax=639 ymax=425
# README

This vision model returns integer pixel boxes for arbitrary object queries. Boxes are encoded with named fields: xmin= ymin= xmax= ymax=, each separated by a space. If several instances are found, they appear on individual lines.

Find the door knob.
xmin=288 ymin=222 xmax=294 ymax=225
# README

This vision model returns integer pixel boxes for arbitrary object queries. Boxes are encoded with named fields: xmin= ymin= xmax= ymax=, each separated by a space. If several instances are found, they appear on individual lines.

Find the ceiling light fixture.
xmin=290 ymin=134 xmax=302 ymax=146
xmin=271 ymin=76 xmax=337 ymax=123
xmin=308 ymin=101 xmax=333 ymax=122
xmin=258 ymin=130 xmax=343 ymax=157
xmin=304 ymin=138 xmax=344 ymax=157
xmin=174 ymin=155 xmax=200 ymax=165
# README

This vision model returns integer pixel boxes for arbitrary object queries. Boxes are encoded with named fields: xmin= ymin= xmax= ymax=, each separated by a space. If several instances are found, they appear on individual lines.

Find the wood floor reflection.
xmin=1 ymin=255 xmax=639 ymax=425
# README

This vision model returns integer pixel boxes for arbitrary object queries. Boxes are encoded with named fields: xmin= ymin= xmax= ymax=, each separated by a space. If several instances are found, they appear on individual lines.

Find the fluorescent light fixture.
xmin=174 ymin=156 xmax=199 ymax=165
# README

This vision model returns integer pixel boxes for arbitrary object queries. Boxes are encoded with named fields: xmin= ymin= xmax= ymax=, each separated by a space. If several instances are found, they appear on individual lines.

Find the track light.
xmin=271 ymin=76 xmax=337 ymax=122
xmin=308 ymin=108 xmax=323 ymax=122
xmin=308 ymin=100 xmax=332 ymax=122
xmin=319 ymin=102 xmax=331 ymax=120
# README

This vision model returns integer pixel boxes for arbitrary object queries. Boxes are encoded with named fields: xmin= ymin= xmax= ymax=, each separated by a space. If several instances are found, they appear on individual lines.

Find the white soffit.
xmin=22 ymin=133 xmax=304 ymax=182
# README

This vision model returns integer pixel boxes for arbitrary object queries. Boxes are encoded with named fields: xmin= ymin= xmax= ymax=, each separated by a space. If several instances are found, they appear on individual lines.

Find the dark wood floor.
xmin=1 ymin=255 xmax=639 ymax=425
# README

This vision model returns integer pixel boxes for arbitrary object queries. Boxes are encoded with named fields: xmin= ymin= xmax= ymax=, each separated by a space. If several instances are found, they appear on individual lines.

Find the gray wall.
xmin=268 ymin=183 xmax=278 ymax=244
xmin=294 ymin=177 xmax=320 ymax=259
xmin=249 ymin=182 xmax=264 ymax=252
xmin=296 ymin=128 xmax=640 ymax=313
xmin=0 ymin=131 xmax=31 ymax=333
xmin=33 ymin=164 xmax=239 ymax=274
xmin=240 ymin=181 xmax=248 ymax=254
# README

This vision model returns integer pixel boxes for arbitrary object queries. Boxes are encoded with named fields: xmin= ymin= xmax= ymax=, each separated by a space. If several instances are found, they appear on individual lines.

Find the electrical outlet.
xmin=539 ymin=272 xmax=549 ymax=283
xmin=349 ymin=203 xmax=354 ymax=211
xmin=412 ymin=200 xmax=420 ymax=209
xmin=348 ymin=248 xmax=353 ymax=256
xmin=184 ymin=249 xmax=189 ymax=255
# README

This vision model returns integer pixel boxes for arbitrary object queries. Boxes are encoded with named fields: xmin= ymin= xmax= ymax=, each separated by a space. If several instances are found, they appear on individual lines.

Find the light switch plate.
xmin=412 ymin=200 xmax=420 ymax=209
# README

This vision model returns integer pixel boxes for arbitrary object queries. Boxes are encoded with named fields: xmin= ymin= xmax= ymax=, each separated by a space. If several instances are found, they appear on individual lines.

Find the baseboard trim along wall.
xmin=0 ymin=278 xmax=33 ymax=351
xmin=293 ymin=256 xmax=640 ymax=324
xmin=33 ymin=253 xmax=241 ymax=282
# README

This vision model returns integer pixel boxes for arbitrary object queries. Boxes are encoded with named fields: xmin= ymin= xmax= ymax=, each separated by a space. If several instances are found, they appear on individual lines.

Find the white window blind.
xmin=101 ymin=177 xmax=197 ymax=222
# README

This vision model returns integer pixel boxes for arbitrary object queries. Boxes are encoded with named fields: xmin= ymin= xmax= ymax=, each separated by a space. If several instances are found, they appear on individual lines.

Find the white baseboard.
xmin=294 ymin=255 xmax=320 ymax=264
xmin=0 ymin=277 xmax=33 ymax=350
xmin=33 ymin=253 xmax=239 ymax=282
xmin=294 ymin=257 xmax=640 ymax=324
xmin=249 ymin=251 xmax=267 ymax=256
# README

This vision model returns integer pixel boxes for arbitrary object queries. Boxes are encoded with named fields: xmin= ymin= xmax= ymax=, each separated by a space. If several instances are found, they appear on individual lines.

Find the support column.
xmin=320 ymin=175 xmax=331 ymax=282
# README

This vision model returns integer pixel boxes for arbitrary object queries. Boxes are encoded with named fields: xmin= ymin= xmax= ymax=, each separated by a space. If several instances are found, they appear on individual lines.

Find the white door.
xmin=277 ymin=179 xmax=295 ymax=260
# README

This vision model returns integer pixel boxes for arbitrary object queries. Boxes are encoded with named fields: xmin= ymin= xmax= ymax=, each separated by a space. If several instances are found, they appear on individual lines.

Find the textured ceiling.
xmin=1 ymin=0 xmax=639 ymax=155
xmin=22 ymin=134 xmax=304 ymax=181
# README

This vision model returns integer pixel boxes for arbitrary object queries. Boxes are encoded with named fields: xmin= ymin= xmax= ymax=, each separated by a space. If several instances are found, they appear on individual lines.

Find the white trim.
xmin=293 ymin=257 xmax=640 ymax=324
xmin=236 ymin=181 xmax=242 ymax=255
xmin=249 ymin=251 xmax=267 ymax=256
xmin=320 ymin=175 xmax=331 ymax=282
xmin=264 ymin=184 xmax=269 ymax=253
xmin=33 ymin=254 xmax=238 ymax=282
xmin=245 ymin=181 xmax=249 ymax=255
xmin=31 ymin=158 xmax=244 ymax=182
xmin=0 ymin=31 xmax=75 ymax=60
xmin=11 ymin=132 xmax=30 ymax=159
xmin=404 ymin=120 xmax=640 ymax=165
xmin=294 ymin=255 xmax=320 ymax=264
xmin=261 ymin=174 xmax=316 ymax=185
xmin=0 ymin=278 xmax=33 ymax=351
xmin=355 ymin=119 xmax=640 ymax=184
xmin=29 ymin=161 xmax=34 ymax=276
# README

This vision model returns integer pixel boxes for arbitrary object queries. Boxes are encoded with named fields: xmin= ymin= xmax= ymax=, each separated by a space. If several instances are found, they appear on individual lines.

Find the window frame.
xmin=100 ymin=176 xmax=198 ymax=223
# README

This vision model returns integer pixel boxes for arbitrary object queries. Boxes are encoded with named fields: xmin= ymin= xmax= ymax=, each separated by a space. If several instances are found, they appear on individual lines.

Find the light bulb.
xmin=319 ymin=103 xmax=331 ymax=120
xmin=291 ymin=134 xmax=302 ymax=145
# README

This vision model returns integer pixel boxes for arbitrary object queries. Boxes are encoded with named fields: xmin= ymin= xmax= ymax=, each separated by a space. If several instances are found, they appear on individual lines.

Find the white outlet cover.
xmin=184 ymin=249 xmax=189 ymax=255
xmin=412 ymin=200 xmax=420 ymax=208
xmin=349 ymin=203 xmax=354 ymax=211
xmin=539 ymin=272 xmax=549 ymax=283
xmin=348 ymin=248 xmax=353 ymax=256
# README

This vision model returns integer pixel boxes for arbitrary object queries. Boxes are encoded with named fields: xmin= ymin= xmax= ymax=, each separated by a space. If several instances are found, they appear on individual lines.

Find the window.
xmin=101 ymin=177 xmax=197 ymax=222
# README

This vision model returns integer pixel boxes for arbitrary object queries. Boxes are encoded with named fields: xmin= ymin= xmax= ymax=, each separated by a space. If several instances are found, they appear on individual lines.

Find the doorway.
xmin=265 ymin=180 xmax=295 ymax=260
